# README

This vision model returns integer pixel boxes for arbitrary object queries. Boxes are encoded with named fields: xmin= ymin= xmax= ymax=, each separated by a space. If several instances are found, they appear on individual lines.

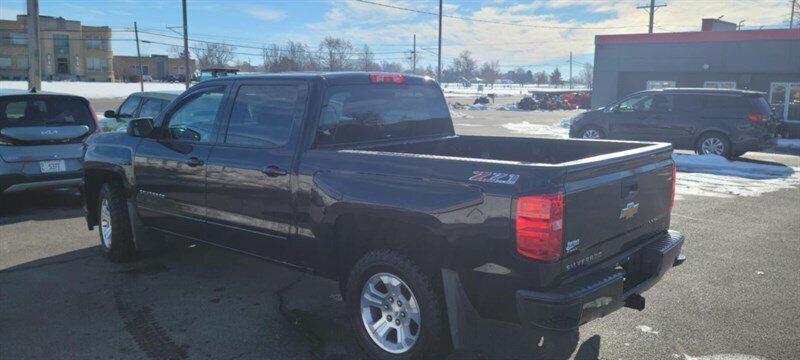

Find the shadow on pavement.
xmin=1 ymin=234 xmax=594 ymax=359
xmin=0 ymin=188 xmax=83 ymax=224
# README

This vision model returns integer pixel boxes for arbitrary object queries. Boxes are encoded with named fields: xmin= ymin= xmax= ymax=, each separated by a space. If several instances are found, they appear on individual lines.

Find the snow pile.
xmin=559 ymin=111 xmax=588 ymax=128
xmin=440 ymin=83 xmax=588 ymax=98
xmin=674 ymin=154 xmax=800 ymax=198
xmin=0 ymin=80 xmax=185 ymax=99
xmin=502 ymin=121 xmax=569 ymax=138
xmin=776 ymin=138 xmax=800 ymax=149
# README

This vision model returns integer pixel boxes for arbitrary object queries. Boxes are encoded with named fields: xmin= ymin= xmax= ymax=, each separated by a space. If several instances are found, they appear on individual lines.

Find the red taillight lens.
xmin=747 ymin=113 xmax=766 ymax=123
xmin=370 ymin=73 xmax=404 ymax=84
xmin=515 ymin=192 xmax=564 ymax=261
xmin=669 ymin=162 xmax=676 ymax=213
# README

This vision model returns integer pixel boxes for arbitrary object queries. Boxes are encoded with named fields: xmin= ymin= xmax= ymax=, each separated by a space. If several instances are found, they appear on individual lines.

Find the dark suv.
xmin=569 ymin=88 xmax=777 ymax=158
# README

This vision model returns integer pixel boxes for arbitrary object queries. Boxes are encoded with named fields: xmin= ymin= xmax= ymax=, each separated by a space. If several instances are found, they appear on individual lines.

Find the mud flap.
xmin=127 ymin=200 xmax=159 ymax=251
xmin=442 ymin=268 xmax=480 ymax=351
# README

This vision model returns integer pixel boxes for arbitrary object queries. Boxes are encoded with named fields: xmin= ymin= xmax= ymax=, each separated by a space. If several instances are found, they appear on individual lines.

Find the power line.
xmin=354 ymin=0 xmax=649 ymax=30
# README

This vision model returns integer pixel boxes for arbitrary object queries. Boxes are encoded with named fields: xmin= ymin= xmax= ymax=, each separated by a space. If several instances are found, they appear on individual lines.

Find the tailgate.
xmin=560 ymin=144 xmax=674 ymax=273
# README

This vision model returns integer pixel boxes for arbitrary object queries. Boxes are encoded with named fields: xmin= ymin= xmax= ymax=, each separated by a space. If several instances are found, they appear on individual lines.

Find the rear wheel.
xmin=98 ymin=182 xmax=136 ymax=262
xmin=579 ymin=126 xmax=603 ymax=139
xmin=346 ymin=250 xmax=448 ymax=359
xmin=696 ymin=132 xmax=732 ymax=159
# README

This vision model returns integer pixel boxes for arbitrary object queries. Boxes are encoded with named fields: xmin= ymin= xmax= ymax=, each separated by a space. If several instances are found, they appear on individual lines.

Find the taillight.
xmin=669 ymin=162 xmax=676 ymax=213
xmin=370 ymin=73 xmax=404 ymax=84
xmin=515 ymin=192 xmax=564 ymax=261
xmin=747 ymin=113 xmax=766 ymax=123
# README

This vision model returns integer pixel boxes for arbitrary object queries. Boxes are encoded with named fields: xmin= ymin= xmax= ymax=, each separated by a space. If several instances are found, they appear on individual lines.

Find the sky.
xmin=0 ymin=0 xmax=795 ymax=74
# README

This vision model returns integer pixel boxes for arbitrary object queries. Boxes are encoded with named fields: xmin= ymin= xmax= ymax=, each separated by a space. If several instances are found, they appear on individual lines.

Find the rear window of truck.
xmin=315 ymin=84 xmax=451 ymax=146
xmin=0 ymin=96 xmax=94 ymax=130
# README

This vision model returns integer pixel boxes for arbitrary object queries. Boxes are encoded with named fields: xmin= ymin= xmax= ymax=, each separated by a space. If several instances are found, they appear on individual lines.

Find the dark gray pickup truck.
xmin=82 ymin=72 xmax=684 ymax=359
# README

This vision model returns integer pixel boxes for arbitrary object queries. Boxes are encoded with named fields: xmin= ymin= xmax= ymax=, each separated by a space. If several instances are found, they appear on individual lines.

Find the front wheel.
xmin=345 ymin=250 xmax=449 ymax=359
xmin=98 ymin=183 xmax=136 ymax=262
xmin=578 ymin=126 xmax=603 ymax=139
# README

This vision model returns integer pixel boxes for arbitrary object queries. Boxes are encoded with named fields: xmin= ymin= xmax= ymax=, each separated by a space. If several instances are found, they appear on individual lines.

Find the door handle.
xmin=261 ymin=165 xmax=288 ymax=177
xmin=185 ymin=157 xmax=204 ymax=167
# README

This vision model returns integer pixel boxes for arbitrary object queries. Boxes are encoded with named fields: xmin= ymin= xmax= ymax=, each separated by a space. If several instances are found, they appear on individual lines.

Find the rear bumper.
xmin=0 ymin=161 xmax=83 ymax=193
xmin=734 ymin=135 xmax=776 ymax=153
xmin=515 ymin=230 xmax=684 ymax=332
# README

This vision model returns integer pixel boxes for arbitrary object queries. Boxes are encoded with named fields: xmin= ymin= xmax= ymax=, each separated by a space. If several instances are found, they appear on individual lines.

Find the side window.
xmin=651 ymin=95 xmax=672 ymax=113
xmin=138 ymin=99 xmax=164 ymax=118
xmin=164 ymin=88 xmax=225 ymax=143
xmin=673 ymin=95 xmax=702 ymax=112
xmin=703 ymin=95 xmax=749 ymax=115
xmin=618 ymin=94 xmax=652 ymax=112
xmin=117 ymin=96 xmax=141 ymax=118
xmin=224 ymin=84 xmax=300 ymax=147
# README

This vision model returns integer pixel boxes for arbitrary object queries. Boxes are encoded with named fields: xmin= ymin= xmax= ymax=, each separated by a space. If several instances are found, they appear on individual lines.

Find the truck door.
xmin=134 ymin=86 xmax=228 ymax=240
xmin=204 ymin=80 xmax=308 ymax=262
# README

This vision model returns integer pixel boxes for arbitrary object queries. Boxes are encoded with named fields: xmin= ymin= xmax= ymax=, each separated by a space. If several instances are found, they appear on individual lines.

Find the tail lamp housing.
xmin=747 ymin=113 xmax=767 ymax=123
xmin=515 ymin=192 xmax=564 ymax=261
xmin=370 ymin=73 xmax=404 ymax=84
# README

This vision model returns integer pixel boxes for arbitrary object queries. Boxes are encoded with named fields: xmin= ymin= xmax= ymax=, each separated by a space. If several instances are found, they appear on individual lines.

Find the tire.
xmin=695 ymin=132 xmax=732 ymax=159
xmin=98 ymin=182 xmax=136 ymax=262
xmin=578 ymin=126 xmax=603 ymax=139
xmin=345 ymin=250 xmax=449 ymax=359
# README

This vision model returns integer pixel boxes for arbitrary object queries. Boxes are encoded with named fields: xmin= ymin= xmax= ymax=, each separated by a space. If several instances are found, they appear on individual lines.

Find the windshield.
xmin=0 ymin=96 xmax=94 ymax=130
xmin=315 ymin=84 xmax=452 ymax=146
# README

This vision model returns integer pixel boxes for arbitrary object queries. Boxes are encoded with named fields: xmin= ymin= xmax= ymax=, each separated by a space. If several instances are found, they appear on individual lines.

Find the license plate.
xmin=40 ymin=160 xmax=66 ymax=173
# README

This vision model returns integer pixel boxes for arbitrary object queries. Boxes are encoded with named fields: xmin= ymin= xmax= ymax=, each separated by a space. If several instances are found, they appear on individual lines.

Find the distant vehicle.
xmin=198 ymin=68 xmax=239 ymax=81
xmin=569 ymin=88 xmax=778 ymax=159
xmin=100 ymin=91 xmax=182 ymax=133
xmin=83 ymin=72 xmax=684 ymax=359
xmin=0 ymin=89 xmax=97 ymax=194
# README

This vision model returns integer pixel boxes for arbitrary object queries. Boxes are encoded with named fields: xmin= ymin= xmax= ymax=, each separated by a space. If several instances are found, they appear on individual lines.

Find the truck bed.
xmin=362 ymin=135 xmax=657 ymax=165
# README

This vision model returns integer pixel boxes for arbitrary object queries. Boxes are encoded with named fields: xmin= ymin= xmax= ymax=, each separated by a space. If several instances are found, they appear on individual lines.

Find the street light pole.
xmin=134 ymin=22 xmax=144 ymax=92
xmin=182 ymin=0 xmax=190 ymax=89
xmin=26 ymin=0 xmax=41 ymax=91
xmin=437 ymin=0 xmax=442 ymax=82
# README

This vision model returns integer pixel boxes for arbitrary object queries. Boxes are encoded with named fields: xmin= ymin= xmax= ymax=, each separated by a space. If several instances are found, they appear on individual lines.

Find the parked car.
xmin=100 ymin=91 xmax=182 ymax=133
xmin=0 ymin=89 xmax=97 ymax=194
xmin=569 ymin=88 xmax=778 ymax=158
xmin=82 ymin=73 xmax=684 ymax=359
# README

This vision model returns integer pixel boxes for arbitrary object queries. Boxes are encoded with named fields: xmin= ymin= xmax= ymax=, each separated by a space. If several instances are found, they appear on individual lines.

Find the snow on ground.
xmin=454 ymin=103 xmax=520 ymax=111
xmin=674 ymin=154 xmax=800 ymax=198
xmin=440 ymin=83 xmax=587 ymax=98
xmin=0 ymin=80 xmax=185 ymax=99
xmin=776 ymin=138 xmax=800 ymax=149
xmin=502 ymin=121 xmax=570 ymax=138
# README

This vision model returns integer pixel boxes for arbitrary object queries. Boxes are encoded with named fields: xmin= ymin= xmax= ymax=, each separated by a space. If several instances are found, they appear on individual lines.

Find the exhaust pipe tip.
xmin=624 ymin=293 xmax=646 ymax=311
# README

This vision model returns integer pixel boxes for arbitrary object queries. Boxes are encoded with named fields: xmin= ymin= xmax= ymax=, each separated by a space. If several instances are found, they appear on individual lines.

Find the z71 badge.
xmin=469 ymin=171 xmax=519 ymax=185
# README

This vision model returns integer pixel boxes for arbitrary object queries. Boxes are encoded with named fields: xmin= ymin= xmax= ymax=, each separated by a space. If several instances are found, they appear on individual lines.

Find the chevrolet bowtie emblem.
xmin=620 ymin=201 xmax=639 ymax=220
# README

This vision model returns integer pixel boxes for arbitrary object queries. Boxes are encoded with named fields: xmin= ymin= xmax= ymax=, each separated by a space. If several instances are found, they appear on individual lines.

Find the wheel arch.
xmin=694 ymin=128 xmax=731 ymax=148
xmin=83 ymin=166 xmax=131 ymax=229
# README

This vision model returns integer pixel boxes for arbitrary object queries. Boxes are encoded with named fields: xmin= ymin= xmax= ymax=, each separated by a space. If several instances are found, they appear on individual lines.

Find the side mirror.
xmin=104 ymin=110 xmax=117 ymax=119
xmin=127 ymin=118 xmax=155 ymax=138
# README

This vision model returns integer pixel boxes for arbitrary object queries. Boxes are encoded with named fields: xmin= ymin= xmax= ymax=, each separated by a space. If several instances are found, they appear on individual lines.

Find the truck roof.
xmin=0 ymin=88 xmax=88 ymax=99
xmin=639 ymin=87 xmax=766 ymax=96
xmin=197 ymin=72 xmax=437 ymax=86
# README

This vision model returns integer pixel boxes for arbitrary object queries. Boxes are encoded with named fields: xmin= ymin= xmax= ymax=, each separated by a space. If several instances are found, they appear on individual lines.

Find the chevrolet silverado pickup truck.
xmin=82 ymin=72 xmax=685 ymax=359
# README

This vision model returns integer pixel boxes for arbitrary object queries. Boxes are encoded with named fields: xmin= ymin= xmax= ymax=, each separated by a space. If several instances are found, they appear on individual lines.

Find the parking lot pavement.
xmin=2 ymin=107 xmax=799 ymax=359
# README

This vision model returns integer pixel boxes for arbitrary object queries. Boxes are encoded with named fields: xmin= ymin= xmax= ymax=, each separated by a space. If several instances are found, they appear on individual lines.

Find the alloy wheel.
xmin=359 ymin=272 xmax=422 ymax=354
xmin=100 ymin=198 xmax=112 ymax=248
xmin=701 ymin=137 xmax=725 ymax=155
xmin=582 ymin=129 xmax=600 ymax=139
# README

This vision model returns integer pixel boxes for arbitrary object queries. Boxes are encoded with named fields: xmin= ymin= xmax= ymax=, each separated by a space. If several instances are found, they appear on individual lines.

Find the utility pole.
xmin=26 ymin=0 xmax=41 ymax=91
xmin=569 ymin=51 xmax=573 ymax=89
xmin=412 ymin=34 xmax=416 ymax=74
xmin=437 ymin=0 xmax=442 ymax=81
xmin=134 ymin=22 xmax=144 ymax=92
xmin=637 ymin=0 xmax=666 ymax=34
xmin=182 ymin=0 xmax=190 ymax=89
xmin=791 ymin=0 xmax=797 ymax=29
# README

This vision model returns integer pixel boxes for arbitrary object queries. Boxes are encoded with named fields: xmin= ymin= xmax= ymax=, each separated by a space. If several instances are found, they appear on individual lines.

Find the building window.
xmin=646 ymin=81 xmax=676 ymax=90
xmin=53 ymin=34 xmax=70 ymax=58
xmin=15 ymin=55 xmax=28 ymax=69
xmin=704 ymin=81 xmax=736 ymax=89
xmin=87 ymin=57 xmax=110 ymax=72
xmin=86 ymin=34 xmax=109 ymax=51
xmin=0 ymin=56 xmax=11 ymax=69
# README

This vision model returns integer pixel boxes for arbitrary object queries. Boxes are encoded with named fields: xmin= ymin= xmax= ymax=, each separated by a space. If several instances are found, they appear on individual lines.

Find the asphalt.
xmin=1 ymin=103 xmax=798 ymax=360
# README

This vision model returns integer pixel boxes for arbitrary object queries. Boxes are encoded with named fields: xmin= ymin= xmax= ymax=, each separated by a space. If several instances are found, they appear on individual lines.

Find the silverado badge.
xmin=620 ymin=201 xmax=639 ymax=220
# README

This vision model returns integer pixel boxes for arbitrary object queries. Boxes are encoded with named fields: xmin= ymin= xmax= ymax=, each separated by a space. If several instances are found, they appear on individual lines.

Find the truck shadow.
xmin=0 ymin=238 xmax=598 ymax=359
xmin=0 ymin=189 xmax=83 ymax=225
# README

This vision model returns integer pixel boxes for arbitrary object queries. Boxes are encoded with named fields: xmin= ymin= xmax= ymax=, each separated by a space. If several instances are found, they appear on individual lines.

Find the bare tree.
xmin=357 ymin=44 xmax=379 ymax=71
xmin=450 ymin=50 xmax=478 ymax=80
xmin=580 ymin=62 xmax=593 ymax=87
xmin=379 ymin=61 xmax=405 ymax=73
xmin=317 ymin=37 xmax=354 ymax=71
xmin=263 ymin=41 xmax=316 ymax=72
xmin=479 ymin=60 xmax=501 ymax=87
xmin=192 ymin=42 xmax=236 ymax=69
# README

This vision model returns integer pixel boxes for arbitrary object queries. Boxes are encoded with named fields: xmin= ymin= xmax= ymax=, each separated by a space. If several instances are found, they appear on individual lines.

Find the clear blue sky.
xmin=0 ymin=0 xmax=792 ymax=73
